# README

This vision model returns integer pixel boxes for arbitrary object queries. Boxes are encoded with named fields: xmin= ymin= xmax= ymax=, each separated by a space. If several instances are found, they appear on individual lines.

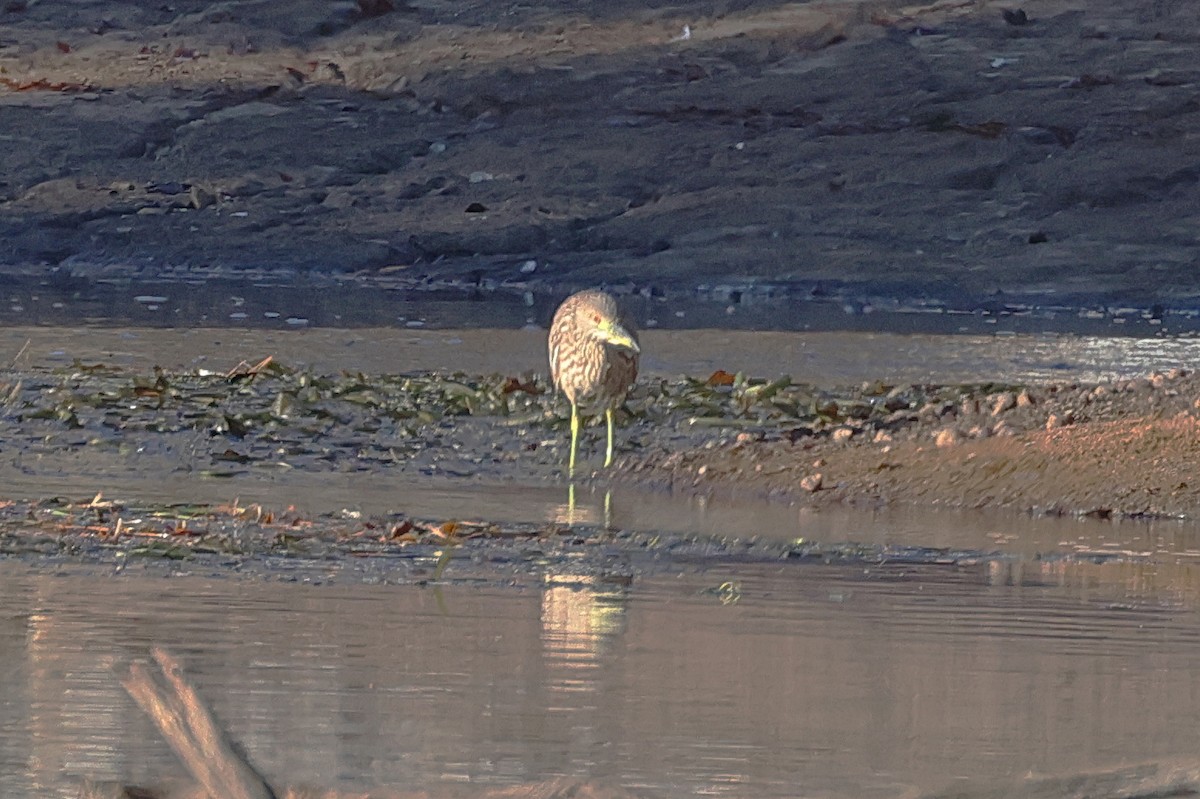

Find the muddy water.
xmin=5 ymin=325 xmax=1200 ymax=798
xmin=5 ymin=558 xmax=1200 ymax=799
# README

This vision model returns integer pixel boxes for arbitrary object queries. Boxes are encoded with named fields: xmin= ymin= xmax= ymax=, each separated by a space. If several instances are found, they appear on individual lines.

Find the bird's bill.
xmin=597 ymin=319 xmax=640 ymax=352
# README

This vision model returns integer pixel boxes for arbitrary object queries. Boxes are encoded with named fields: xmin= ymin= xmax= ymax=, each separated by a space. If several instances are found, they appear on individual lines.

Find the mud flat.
xmin=1 ymin=0 xmax=1199 ymax=317
xmin=2 ymin=328 xmax=1200 ymax=540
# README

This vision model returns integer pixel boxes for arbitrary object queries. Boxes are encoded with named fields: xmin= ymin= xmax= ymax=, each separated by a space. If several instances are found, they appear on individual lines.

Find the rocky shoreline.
xmin=3 ymin=348 xmax=1200 ymax=527
xmin=624 ymin=367 xmax=1200 ymax=520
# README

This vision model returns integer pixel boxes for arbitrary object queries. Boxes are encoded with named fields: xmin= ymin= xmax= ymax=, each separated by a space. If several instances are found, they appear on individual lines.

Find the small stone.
xmin=1016 ymin=389 xmax=1035 ymax=408
xmin=873 ymin=430 xmax=893 ymax=443
xmin=1150 ymin=372 xmax=1167 ymax=389
xmin=935 ymin=428 xmax=960 ymax=448
xmin=800 ymin=473 xmax=823 ymax=492
xmin=697 ymin=465 xmax=707 ymax=476
xmin=735 ymin=432 xmax=755 ymax=444
xmin=968 ymin=425 xmax=990 ymax=439
xmin=992 ymin=421 xmax=1013 ymax=436
xmin=990 ymin=392 xmax=1016 ymax=416
xmin=812 ymin=458 xmax=826 ymax=468
xmin=919 ymin=401 xmax=955 ymax=420
xmin=832 ymin=427 xmax=854 ymax=444
xmin=961 ymin=398 xmax=980 ymax=416
xmin=1046 ymin=413 xmax=1073 ymax=429
xmin=1003 ymin=8 xmax=1029 ymax=26
xmin=189 ymin=185 xmax=216 ymax=210
xmin=1089 ymin=385 xmax=1110 ymax=401
xmin=1167 ymin=368 xmax=1186 ymax=381
xmin=815 ymin=400 xmax=839 ymax=417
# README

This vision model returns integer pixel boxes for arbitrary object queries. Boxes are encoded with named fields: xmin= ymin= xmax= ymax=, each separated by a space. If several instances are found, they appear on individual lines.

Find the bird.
xmin=548 ymin=290 xmax=640 ymax=476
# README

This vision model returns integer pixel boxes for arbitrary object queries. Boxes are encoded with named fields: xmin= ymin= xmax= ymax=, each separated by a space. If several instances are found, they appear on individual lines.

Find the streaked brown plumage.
xmin=548 ymin=290 xmax=640 ymax=475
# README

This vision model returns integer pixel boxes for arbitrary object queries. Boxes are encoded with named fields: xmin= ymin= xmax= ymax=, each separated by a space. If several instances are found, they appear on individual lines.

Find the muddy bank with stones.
xmin=630 ymin=366 xmax=1200 ymax=519
xmin=3 ymin=350 xmax=1200 ymax=535
xmin=2 ymin=0 xmax=1200 ymax=317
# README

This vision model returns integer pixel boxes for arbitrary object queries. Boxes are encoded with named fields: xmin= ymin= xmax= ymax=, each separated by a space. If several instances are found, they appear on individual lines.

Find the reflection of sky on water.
xmin=6 ymin=323 xmax=1200 ymax=389
xmin=1051 ymin=336 xmax=1200 ymax=383
xmin=714 ymin=332 xmax=1200 ymax=387
xmin=8 ymin=561 xmax=1200 ymax=798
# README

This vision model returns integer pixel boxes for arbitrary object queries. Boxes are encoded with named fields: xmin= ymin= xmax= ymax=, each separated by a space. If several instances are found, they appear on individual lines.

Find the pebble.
xmin=1045 ymin=412 xmax=1073 ymax=429
xmin=935 ymin=428 xmax=960 ymax=448
xmin=990 ymin=392 xmax=1016 ymax=416
xmin=1016 ymin=390 xmax=1035 ymax=408
xmin=189 ymin=185 xmax=216 ymax=210
xmin=831 ymin=427 xmax=854 ymax=444
xmin=800 ymin=473 xmax=823 ymax=492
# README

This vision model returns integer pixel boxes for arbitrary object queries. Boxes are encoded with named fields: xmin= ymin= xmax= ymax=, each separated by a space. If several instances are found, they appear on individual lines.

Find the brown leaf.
xmin=706 ymin=369 xmax=736 ymax=387
xmin=502 ymin=376 xmax=540 ymax=395
xmin=225 ymin=355 xmax=273 ymax=381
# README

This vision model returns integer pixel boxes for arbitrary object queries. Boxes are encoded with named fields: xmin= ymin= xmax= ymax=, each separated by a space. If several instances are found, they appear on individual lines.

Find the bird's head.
xmin=583 ymin=300 xmax=640 ymax=353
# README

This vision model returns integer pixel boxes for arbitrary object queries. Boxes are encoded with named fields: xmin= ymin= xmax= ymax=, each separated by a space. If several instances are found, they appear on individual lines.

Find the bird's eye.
xmin=592 ymin=313 xmax=602 ymax=323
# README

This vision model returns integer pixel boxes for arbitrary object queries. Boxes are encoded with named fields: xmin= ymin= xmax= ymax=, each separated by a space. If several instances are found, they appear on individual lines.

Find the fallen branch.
xmin=91 ymin=649 xmax=647 ymax=799
xmin=119 ymin=648 xmax=277 ymax=799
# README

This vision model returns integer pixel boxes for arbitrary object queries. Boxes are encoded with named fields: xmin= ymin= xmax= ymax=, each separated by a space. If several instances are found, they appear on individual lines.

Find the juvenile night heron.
xmin=548 ymin=290 xmax=640 ymax=475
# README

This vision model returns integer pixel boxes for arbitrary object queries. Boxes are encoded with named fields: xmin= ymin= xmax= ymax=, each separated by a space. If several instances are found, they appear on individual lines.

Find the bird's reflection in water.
xmin=541 ymin=574 xmax=629 ymax=674
xmin=554 ymin=483 xmax=615 ymax=529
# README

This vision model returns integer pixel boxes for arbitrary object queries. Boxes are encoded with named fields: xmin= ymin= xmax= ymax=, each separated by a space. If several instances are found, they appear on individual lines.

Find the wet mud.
xmin=3 ymin=327 xmax=1200 ymax=552
xmin=2 ymin=0 xmax=1200 ymax=316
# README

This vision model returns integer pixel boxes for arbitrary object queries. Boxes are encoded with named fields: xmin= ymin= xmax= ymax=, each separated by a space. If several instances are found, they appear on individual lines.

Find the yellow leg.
xmin=605 ymin=407 xmax=615 ymax=468
xmin=569 ymin=401 xmax=580 ymax=477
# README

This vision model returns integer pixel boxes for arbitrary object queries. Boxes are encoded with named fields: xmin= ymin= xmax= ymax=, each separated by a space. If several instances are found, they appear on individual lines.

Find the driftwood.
xmin=79 ymin=647 xmax=1200 ymax=799
xmin=81 ymin=647 xmax=643 ymax=799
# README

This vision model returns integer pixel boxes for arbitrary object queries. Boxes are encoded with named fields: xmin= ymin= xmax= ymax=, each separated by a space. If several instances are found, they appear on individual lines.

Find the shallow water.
xmin=4 ymin=325 xmax=1200 ymax=387
xmin=6 ymin=321 xmax=1200 ymax=798
xmin=6 ymin=557 xmax=1200 ymax=799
